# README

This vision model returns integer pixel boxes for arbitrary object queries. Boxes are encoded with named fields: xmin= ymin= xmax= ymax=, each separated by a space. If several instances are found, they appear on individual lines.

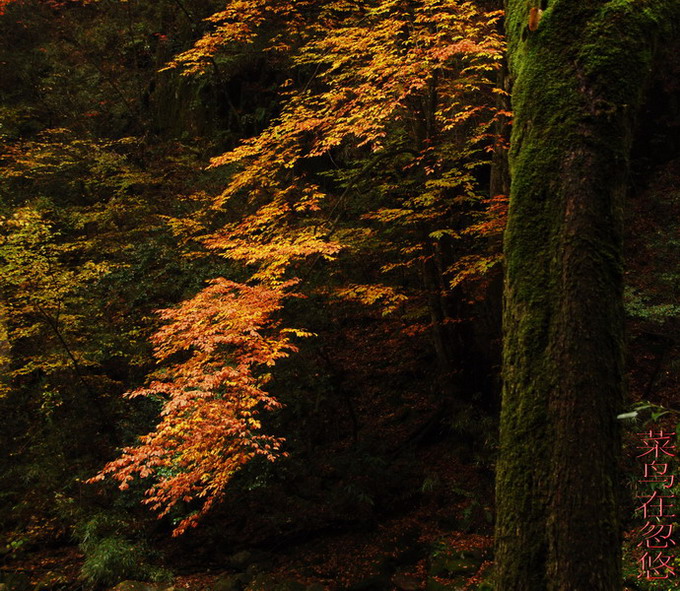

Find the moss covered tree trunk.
xmin=495 ymin=1 xmax=680 ymax=589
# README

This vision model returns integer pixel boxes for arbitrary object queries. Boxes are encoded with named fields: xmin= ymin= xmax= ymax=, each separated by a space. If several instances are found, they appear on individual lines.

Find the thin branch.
xmin=35 ymin=302 xmax=95 ymax=399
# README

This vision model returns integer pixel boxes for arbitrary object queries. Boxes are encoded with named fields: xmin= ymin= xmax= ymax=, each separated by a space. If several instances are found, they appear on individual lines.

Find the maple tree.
xmin=89 ymin=0 xmax=506 ymax=533
xmin=93 ymin=279 xmax=310 ymax=535
xmin=188 ymin=0 xmax=506 ymax=289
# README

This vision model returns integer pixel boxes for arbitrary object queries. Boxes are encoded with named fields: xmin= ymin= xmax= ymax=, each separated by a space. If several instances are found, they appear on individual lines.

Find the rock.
xmin=245 ymin=574 xmax=306 ymax=591
xmin=473 ymin=566 xmax=494 ymax=591
xmin=436 ymin=515 xmax=462 ymax=531
xmin=213 ymin=573 xmax=251 ymax=591
xmin=110 ymin=581 xmax=174 ymax=591
xmin=0 ymin=573 xmax=31 ymax=591
xmin=227 ymin=550 xmax=273 ymax=574
xmin=395 ymin=542 xmax=428 ymax=566
xmin=33 ymin=572 xmax=69 ymax=591
xmin=226 ymin=551 xmax=255 ymax=571
xmin=425 ymin=577 xmax=466 ymax=591
xmin=345 ymin=574 xmax=391 ymax=591
xmin=245 ymin=562 xmax=274 ymax=577
xmin=429 ymin=546 xmax=484 ymax=578
xmin=391 ymin=573 xmax=420 ymax=591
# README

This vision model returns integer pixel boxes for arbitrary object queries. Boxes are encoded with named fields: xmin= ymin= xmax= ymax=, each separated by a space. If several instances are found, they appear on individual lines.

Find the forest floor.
xmin=1 ymin=439 xmax=497 ymax=591
xmin=3 ymin=526 xmax=494 ymax=591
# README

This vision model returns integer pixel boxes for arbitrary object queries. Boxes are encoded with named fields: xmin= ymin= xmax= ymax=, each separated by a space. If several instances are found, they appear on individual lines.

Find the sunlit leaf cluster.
xmin=102 ymin=0 xmax=506 ymax=532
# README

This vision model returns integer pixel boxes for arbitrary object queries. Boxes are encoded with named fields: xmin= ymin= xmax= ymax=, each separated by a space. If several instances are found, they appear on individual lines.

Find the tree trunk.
xmin=495 ymin=1 xmax=680 ymax=589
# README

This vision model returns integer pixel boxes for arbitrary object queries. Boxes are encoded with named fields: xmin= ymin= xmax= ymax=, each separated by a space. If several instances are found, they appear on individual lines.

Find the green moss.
xmin=496 ymin=0 xmax=680 ymax=588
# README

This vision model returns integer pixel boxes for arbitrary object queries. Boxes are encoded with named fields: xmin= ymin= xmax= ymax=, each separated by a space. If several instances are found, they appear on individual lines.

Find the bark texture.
xmin=495 ymin=1 xmax=680 ymax=589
